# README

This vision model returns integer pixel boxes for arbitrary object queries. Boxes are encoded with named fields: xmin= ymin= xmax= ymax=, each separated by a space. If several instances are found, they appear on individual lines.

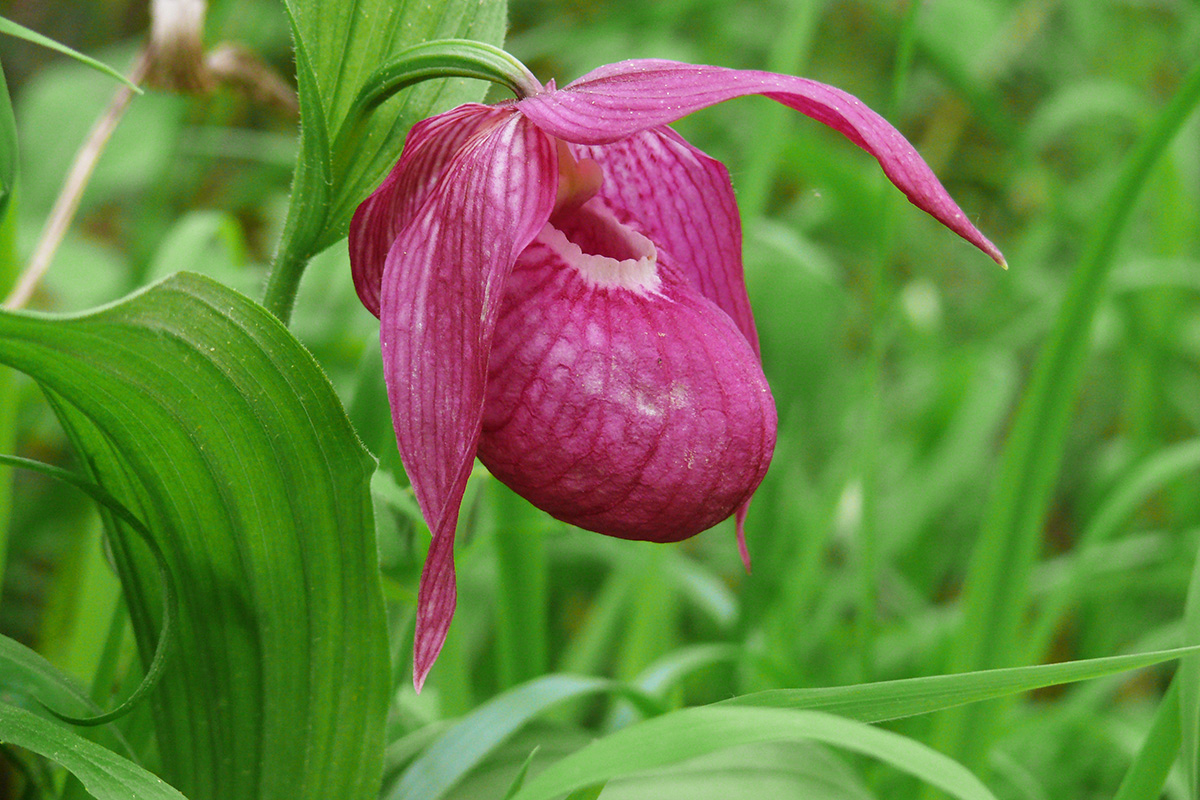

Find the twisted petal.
xmin=350 ymin=103 xmax=515 ymax=316
xmin=571 ymin=128 xmax=759 ymax=356
xmin=519 ymin=59 xmax=1004 ymax=266
xmin=379 ymin=114 xmax=557 ymax=689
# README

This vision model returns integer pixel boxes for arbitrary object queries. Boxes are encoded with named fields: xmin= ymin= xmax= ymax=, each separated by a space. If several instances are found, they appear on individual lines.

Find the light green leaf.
xmin=389 ymin=675 xmax=661 ymax=800
xmin=721 ymin=645 xmax=1200 ymax=722
xmin=0 ymin=635 xmax=136 ymax=761
xmin=0 ymin=273 xmax=390 ymax=800
xmin=0 ymin=635 xmax=103 ymax=719
xmin=0 ymin=702 xmax=187 ymax=800
xmin=0 ymin=17 xmax=139 ymax=90
xmin=599 ymin=741 xmax=872 ymax=800
xmin=509 ymin=707 xmax=996 ymax=800
xmin=1112 ymin=680 xmax=1182 ymax=800
xmin=633 ymin=644 xmax=740 ymax=697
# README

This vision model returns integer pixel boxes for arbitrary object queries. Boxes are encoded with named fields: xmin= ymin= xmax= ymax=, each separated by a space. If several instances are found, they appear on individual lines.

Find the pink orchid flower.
xmin=349 ymin=59 xmax=1005 ymax=690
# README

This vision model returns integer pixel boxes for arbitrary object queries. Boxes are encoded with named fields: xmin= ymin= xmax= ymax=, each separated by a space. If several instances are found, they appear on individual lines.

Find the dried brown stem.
xmin=3 ymin=53 xmax=150 ymax=310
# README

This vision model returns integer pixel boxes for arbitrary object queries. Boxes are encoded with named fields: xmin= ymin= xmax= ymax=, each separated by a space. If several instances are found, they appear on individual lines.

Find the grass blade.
xmin=721 ymin=645 xmax=1200 ymax=722
xmin=1181 ymin=538 xmax=1200 ymax=797
xmin=0 ymin=702 xmax=187 ymax=800
xmin=0 ymin=454 xmax=174 ymax=727
xmin=0 ymin=17 xmax=139 ymax=91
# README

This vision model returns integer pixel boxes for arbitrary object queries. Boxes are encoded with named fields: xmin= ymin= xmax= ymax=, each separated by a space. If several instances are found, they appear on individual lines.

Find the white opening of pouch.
xmin=540 ymin=202 xmax=660 ymax=295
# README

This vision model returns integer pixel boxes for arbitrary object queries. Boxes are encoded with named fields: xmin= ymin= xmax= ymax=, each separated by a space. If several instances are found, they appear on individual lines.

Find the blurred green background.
xmin=1 ymin=1 xmax=1199 ymax=798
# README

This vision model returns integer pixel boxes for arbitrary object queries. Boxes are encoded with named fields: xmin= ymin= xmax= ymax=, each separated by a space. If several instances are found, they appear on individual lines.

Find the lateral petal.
xmin=379 ymin=114 xmax=557 ymax=689
xmin=520 ymin=60 xmax=1004 ymax=266
xmin=350 ymin=103 xmax=516 ymax=317
xmin=570 ymin=128 xmax=759 ymax=355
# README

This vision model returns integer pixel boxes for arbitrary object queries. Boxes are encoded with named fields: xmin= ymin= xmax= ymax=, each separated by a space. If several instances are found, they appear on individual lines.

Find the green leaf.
xmin=721 ymin=645 xmax=1200 ymax=722
xmin=500 ymin=747 xmax=539 ymax=800
xmin=0 ymin=635 xmax=103 ymax=719
xmin=0 ymin=454 xmax=175 ymax=727
xmin=0 ymin=635 xmax=136 ymax=761
xmin=389 ymin=675 xmax=661 ymax=800
xmin=1112 ymin=679 xmax=1182 ymax=800
xmin=0 ymin=59 xmax=14 ymax=221
xmin=1181 ymin=545 xmax=1200 ymax=798
xmin=597 ymin=741 xmax=873 ymax=800
xmin=264 ymin=2 xmax=334 ymax=320
xmin=0 ymin=17 xmax=139 ymax=91
xmin=280 ymin=0 xmax=507 ymax=254
xmin=0 ymin=702 xmax=188 ymax=800
xmin=0 ymin=273 xmax=390 ymax=800
xmin=508 ymin=707 xmax=997 ymax=800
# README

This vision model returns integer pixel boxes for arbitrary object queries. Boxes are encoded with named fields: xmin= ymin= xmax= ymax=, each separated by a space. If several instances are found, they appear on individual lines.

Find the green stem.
xmin=329 ymin=40 xmax=540 ymax=201
xmin=931 ymin=54 xmax=1200 ymax=770
xmin=262 ymin=246 xmax=308 ymax=324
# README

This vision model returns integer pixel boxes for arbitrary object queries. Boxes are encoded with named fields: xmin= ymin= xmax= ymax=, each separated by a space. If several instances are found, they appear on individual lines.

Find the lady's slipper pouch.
xmin=348 ymin=59 xmax=1005 ymax=689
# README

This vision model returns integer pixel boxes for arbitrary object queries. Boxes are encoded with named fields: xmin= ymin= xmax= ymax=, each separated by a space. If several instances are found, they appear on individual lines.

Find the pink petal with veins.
xmin=570 ymin=127 xmax=759 ymax=356
xmin=477 ymin=199 xmax=776 ymax=544
xmin=378 ymin=114 xmax=557 ymax=689
xmin=519 ymin=60 xmax=1005 ymax=267
xmin=351 ymin=104 xmax=515 ymax=316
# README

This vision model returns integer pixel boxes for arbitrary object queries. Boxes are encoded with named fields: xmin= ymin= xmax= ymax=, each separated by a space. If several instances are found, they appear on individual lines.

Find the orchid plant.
xmin=348 ymin=55 xmax=1004 ymax=687
xmin=3 ymin=2 xmax=1199 ymax=800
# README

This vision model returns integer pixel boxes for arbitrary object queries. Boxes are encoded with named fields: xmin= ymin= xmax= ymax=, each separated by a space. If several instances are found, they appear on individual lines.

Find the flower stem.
xmin=262 ymin=246 xmax=307 ymax=324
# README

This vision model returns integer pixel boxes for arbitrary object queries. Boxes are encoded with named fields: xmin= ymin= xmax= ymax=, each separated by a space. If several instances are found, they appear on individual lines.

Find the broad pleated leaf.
xmin=0 ymin=702 xmax=187 ymax=800
xmin=0 ymin=273 xmax=389 ymax=800
xmin=280 ymin=0 xmax=507 ymax=254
